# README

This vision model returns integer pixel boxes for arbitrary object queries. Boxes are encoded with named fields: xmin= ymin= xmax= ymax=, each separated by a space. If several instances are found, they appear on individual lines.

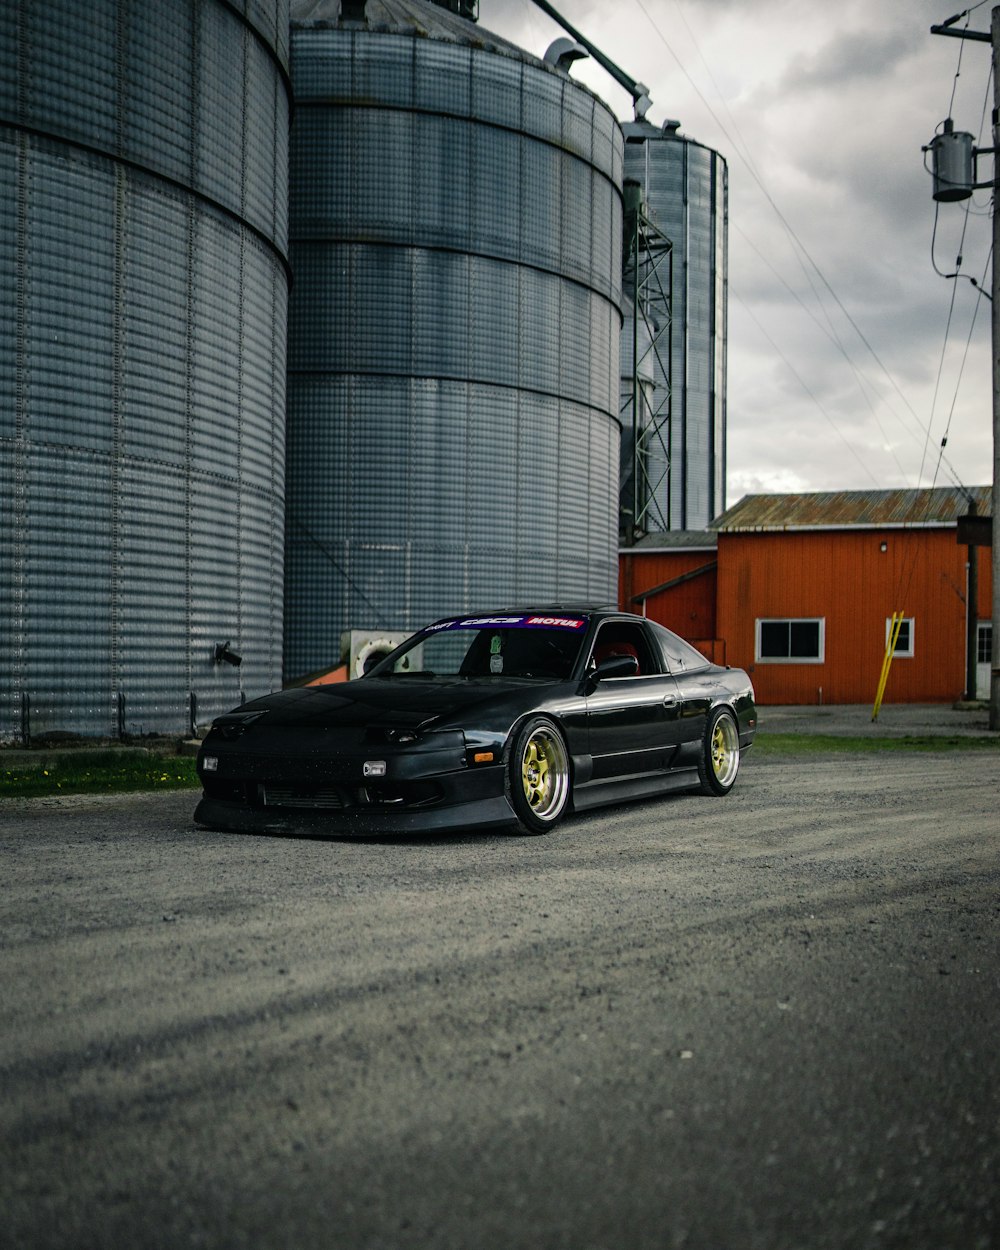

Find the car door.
xmin=647 ymin=620 xmax=715 ymax=752
xmin=584 ymin=622 xmax=684 ymax=780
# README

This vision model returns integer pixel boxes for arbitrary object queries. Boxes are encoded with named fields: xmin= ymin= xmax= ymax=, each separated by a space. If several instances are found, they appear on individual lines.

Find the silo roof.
xmin=712 ymin=485 xmax=992 ymax=532
xmin=290 ymin=0 xmax=545 ymax=67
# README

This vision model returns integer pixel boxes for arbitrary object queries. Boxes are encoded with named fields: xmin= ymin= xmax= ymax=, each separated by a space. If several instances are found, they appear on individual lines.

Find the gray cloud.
xmin=779 ymin=26 xmax=922 ymax=93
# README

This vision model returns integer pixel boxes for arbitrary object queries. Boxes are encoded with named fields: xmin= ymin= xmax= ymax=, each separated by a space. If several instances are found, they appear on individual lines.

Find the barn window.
xmin=885 ymin=617 xmax=914 ymax=658
xmin=755 ymin=618 xmax=824 ymax=663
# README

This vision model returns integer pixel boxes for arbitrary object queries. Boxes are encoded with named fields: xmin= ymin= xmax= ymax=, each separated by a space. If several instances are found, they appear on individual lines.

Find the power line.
xmin=506 ymin=0 xmax=984 ymax=495
xmin=629 ymin=0 xmax=982 ymax=492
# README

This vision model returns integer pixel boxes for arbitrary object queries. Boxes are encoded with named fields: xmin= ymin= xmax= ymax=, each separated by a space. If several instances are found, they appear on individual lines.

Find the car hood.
xmin=212 ymin=677 xmax=547 ymax=733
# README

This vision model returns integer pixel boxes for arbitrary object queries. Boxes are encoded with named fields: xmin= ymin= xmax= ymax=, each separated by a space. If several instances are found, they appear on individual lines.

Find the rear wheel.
xmin=697 ymin=707 xmax=740 ymax=795
xmin=507 ymin=716 xmax=571 ymax=833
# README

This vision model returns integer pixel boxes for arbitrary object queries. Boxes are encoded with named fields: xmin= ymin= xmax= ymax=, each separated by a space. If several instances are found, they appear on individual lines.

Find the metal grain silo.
xmin=621 ymin=119 xmax=727 ymax=534
xmin=284 ymin=0 xmax=623 ymax=679
xmin=0 ymin=0 xmax=290 ymax=743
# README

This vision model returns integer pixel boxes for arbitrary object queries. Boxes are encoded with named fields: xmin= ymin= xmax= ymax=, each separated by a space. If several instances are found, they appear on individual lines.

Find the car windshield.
xmin=367 ymin=613 xmax=589 ymax=682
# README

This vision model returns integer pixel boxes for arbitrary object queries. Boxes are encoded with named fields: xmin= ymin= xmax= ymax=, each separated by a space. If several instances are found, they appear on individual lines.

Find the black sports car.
xmin=194 ymin=608 xmax=756 ymax=836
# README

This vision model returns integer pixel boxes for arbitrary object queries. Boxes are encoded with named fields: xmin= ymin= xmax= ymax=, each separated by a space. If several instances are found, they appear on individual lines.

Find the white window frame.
xmin=755 ymin=618 xmax=825 ymax=664
xmin=885 ymin=616 xmax=914 ymax=658
xmin=977 ymin=621 xmax=993 ymax=665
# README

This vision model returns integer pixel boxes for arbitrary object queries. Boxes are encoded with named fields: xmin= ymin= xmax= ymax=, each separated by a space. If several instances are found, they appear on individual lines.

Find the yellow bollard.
xmin=872 ymin=611 xmax=905 ymax=721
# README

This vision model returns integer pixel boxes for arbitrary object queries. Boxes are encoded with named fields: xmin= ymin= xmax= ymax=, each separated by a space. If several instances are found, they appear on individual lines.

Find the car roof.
xmin=487 ymin=605 xmax=608 ymax=615
xmin=427 ymin=607 xmax=640 ymax=626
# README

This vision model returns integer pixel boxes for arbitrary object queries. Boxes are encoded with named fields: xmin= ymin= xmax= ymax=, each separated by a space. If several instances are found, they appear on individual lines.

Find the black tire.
xmin=697 ymin=707 xmax=741 ymax=796
xmin=506 ymin=716 xmax=571 ymax=834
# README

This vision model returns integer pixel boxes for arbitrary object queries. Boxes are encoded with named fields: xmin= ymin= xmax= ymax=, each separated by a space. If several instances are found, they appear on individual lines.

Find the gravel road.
xmin=2 ymin=748 xmax=998 ymax=1250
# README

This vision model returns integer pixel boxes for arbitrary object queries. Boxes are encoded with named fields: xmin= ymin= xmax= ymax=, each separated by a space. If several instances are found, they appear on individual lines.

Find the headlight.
xmin=384 ymin=728 xmax=420 ymax=744
xmin=211 ymin=710 xmax=266 ymax=739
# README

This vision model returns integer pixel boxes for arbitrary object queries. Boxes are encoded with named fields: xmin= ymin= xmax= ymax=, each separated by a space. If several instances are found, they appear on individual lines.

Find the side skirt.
xmin=571 ymin=767 xmax=700 ymax=813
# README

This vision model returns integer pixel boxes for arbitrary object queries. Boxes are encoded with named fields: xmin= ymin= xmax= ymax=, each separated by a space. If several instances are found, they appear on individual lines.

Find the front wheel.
xmin=697 ymin=707 xmax=741 ymax=795
xmin=507 ymin=716 xmax=571 ymax=834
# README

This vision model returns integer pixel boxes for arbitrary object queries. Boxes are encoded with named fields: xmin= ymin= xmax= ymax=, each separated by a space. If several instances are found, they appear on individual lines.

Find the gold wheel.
xmin=698 ymin=708 xmax=740 ymax=795
xmin=510 ymin=719 xmax=570 ymax=831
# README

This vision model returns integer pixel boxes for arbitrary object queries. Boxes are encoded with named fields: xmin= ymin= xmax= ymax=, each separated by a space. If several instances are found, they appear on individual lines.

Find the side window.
xmin=756 ymin=618 xmax=825 ymax=663
xmin=590 ymin=624 xmax=657 ymax=676
xmin=650 ymin=621 xmax=710 ymax=674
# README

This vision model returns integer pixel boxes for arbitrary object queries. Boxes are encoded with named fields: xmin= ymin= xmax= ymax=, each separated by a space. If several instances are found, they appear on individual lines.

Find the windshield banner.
xmin=425 ymin=614 xmax=587 ymax=633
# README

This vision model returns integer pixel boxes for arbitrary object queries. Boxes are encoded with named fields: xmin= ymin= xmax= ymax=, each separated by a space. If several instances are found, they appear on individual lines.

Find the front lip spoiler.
xmin=193 ymin=794 xmax=519 ymax=837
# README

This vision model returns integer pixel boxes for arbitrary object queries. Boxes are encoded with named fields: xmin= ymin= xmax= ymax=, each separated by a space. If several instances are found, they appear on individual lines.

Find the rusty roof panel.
xmin=712 ymin=486 xmax=992 ymax=532
xmin=621 ymin=529 xmax=718 ymax=552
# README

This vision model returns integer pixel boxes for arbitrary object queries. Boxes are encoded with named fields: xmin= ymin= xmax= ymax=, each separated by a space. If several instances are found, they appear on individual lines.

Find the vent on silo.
xmin=430 ymin=0 xmax=479 ymax=20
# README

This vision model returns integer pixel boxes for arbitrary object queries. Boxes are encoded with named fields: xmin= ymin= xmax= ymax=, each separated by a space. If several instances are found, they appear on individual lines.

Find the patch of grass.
xmin=753 ymin=733 xmax=1000 ymax=756
xmin=3 ymin=733 xmax=996 ymax=797
xmin=1 ymin=750 xmax=200 ymax=798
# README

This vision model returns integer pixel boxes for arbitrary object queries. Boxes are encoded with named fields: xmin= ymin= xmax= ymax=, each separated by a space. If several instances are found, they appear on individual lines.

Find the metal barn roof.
xmin=712 ymin=486 xmax=992 ymax=533
xmin=620 ymin=530 xmax=718 ymax=553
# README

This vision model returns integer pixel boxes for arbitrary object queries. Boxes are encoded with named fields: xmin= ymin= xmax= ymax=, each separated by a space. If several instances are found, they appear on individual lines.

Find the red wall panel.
xmin=716 ymin=529 xmax=991 ymax=705
xmin=619 ymin=550 xmax=717 ymax=642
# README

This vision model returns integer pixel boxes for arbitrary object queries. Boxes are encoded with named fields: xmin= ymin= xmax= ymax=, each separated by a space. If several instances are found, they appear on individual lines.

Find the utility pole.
xmin=929 ymin=8 xmax=1000 ymax=728
xmin=991 ymin=8 xmax=1000 ymax=727
xmin=965 ymin=501 xmax=979 ymax=700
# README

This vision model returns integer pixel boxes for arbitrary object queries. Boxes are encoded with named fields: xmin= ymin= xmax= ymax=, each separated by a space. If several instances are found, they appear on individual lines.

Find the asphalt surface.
xmin=1 ymin=731 xmax=998 ymax=1250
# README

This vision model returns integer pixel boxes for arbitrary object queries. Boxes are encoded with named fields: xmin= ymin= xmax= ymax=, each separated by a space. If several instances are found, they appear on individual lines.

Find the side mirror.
xmin=593 ymin=654 xmax=639 ymax=681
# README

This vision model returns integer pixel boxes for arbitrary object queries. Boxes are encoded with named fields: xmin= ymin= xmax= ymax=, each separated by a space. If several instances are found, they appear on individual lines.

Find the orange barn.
xmin=619 ymin=487 xmax=993 ymax=706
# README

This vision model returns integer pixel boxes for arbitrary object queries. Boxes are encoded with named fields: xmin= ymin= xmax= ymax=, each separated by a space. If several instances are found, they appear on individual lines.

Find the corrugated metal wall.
xmin=622 ymin=123 xmax=727 ymax=533
xmin=0 ymin=0 xmax=290 ymax=742
xmin=284 ymin=0 xmax=623 ymax=679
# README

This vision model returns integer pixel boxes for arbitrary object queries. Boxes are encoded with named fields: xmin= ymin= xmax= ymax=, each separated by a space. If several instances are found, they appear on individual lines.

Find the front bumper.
xmin=193 ymin=730 xmax=516 ymax=835
xmin=193 ymin=789 xmax=517 ymax=836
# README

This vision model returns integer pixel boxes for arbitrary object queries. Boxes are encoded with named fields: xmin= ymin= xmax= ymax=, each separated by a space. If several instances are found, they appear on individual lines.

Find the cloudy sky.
xmin=479 ymin=0 xmax=995 ymax=502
